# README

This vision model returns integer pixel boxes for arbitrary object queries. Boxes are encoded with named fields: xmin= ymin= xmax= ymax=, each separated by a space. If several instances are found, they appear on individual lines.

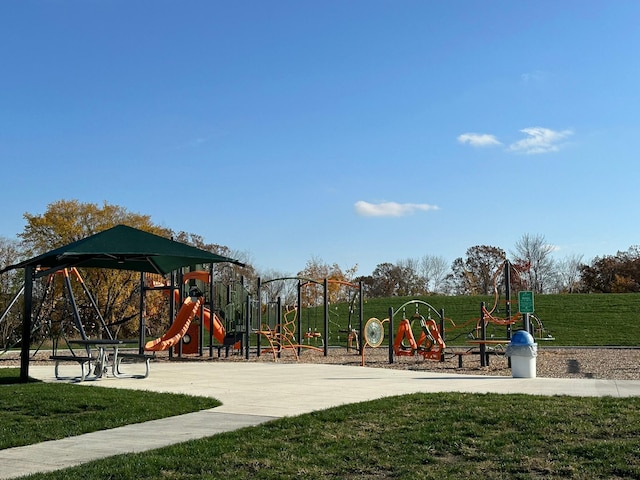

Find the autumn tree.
xmin=20 ymin=200 xmax=169 ymax=255
xmin=258 ymin=270 xmax=299 ymax=306
xmin=296 ymin=256 xmax=356 ymax=306
xmin=552 ymin=254 xmax=584 ymax=293
xmin=358 ymin=263 xmax=395 ymax=298
xmin=448 ymin=245 xmax=506 ymax=295
xmin=357 ymin=262 xmax=417 ymax=298
xmin=173 ymin=231 xmax=257 ymax=288
xmin=580 ymin=246 xmax=640 ymax=293
xmin=0 ymin=236 xmax=24 ymax=293
xmin=19 ymin=200 xmax=173 ymax=339
xmin=357 ymin=256 xmax=449 ymax=298
xmin=395 ymin=258 xmax=426 ymax=296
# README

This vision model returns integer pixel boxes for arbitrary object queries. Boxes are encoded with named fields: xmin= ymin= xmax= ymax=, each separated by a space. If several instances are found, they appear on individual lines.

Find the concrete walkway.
xmin=2 ymin=362 xmax=640 ymax=479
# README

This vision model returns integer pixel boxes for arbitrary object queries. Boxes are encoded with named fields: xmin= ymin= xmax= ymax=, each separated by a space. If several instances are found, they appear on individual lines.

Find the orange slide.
xmin=145 ymin=296 xmax=203 ymax=352
xmin=203 ymin=307 xmax=241 ymax=349
xmin=168 ymin=288 xmax=228 ymax=345
xmin=179 ymin=271 xmax=237 ymax=347
xmin=150 ymin=285 xmax=239 ymax=351
xmin=202 ymin=307 xmax=226 ymax=344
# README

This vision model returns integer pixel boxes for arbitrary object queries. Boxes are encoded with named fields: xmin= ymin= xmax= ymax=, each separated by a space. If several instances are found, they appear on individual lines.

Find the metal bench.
xmin=50 ymin=355 xmax=94 ymax=381
xmin=113 ymin=352 xmax=151 ymax=379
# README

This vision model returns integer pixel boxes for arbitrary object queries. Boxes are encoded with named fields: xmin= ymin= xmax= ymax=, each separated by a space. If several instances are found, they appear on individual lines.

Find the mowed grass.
xmin=3 ymin=294 xmax=640 ymax=478
xmin=0 ymin=368 xmax=220 ymax=450
xmin=24 ymin=393 xmax=640 ymax=479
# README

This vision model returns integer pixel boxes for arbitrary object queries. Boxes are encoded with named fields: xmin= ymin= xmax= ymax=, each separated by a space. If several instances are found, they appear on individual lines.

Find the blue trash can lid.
xmin=511 ymin=330 xmax=535 ymax=345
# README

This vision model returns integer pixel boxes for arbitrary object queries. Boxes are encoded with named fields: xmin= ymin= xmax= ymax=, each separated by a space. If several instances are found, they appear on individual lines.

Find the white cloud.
xmin=354 ymin=201 xmax=439 ymax=217
xmin=508 ymin=127 xmax=573 ymax=154
xmin=457 ymin=133 xmax=502 ymax=147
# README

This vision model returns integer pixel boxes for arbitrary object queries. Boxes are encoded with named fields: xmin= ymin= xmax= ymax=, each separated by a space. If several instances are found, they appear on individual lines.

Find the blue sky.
xmin=2 ymin=1 xmax=639 ymax=277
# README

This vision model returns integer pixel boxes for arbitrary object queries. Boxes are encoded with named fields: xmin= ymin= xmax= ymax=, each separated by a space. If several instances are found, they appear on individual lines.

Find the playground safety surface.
xmin=3 ymin=361 xmax=640 ymax=479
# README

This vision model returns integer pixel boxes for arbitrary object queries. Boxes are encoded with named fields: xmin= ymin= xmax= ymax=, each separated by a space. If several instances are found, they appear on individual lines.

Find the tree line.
xmin=295 ymin=236 xmax=638 ymax=298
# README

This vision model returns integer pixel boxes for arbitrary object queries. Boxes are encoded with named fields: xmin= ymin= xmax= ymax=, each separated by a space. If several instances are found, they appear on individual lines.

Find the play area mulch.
xmin=2 ymin=346 xmax=638 ymax=381
xmin=223 ymin=346 xmax=640 ymax=380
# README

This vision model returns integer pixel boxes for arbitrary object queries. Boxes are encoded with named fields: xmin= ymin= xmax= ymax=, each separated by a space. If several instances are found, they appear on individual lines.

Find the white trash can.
xmin=505 ymin=330 xmax=537 ymax=378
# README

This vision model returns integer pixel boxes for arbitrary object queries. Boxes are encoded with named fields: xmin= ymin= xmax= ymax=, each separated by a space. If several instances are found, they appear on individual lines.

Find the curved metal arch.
xmin=262 ymin=277 xmax=358 ymax=288
xmin=261 ymin=276 xmax=319 ymax=285
xmin=391 ymin=299 xmax=443 ymax=320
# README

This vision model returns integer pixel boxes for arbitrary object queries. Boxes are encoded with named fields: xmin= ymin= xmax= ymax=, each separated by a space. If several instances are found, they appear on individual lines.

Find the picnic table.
xmin=70 ymin=339 xmax=125 ymax=378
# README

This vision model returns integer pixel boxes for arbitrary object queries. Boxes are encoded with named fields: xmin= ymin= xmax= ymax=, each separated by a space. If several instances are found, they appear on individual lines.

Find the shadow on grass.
xmin=0 ymin=367 xmax=40 ymax=384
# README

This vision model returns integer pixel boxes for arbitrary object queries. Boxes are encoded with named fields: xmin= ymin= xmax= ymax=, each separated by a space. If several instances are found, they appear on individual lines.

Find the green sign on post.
xmin=518 ymin=290 xmax=535 ymax=314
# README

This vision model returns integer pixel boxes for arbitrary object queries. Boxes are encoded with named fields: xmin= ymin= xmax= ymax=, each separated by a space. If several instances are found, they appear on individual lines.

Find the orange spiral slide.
xmin=145 ymin=296 xmax=203 ymax=352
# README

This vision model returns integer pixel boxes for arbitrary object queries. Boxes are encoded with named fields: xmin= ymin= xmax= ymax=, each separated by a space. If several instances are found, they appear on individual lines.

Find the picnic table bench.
xmin=50 ymin=354 xmax=94 ymax=381
xmin=114 ymin=351 xmax=152 ymax=379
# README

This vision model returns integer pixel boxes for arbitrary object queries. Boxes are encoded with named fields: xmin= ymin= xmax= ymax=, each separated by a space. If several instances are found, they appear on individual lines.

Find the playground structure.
xmin=255 ymin=277 xmax=363 ymax=360
xmin=391 ymin=300 xmax=446 ymax=361
xmin=358 ymin=300 xmax=447 ymax=366
xmin=436 ymin=261 xmax=554 ymax=366
xmin=1 ymin=258 xmax=554 ymax=376
xmin=0 ymin=263 xmax=252 ymax=379
xmin=358 ymin=260 xmax=554 ymax=367
xmin=477 ymin=260 xmax=552 ymax=341
xmin=360 ymin=316 xmax=386 ymax=366
xmin=144 ymin=295 xmax=203 ymax=352
xmin=441 ymin=260 xmax=523 ymax=344
xmin=142 ymin=268 xmax=247 ymax=357
xmin=161 ymin=262 xmax=553 ymax=367
xmin=0 ymin=224 xmax=254 ymax=383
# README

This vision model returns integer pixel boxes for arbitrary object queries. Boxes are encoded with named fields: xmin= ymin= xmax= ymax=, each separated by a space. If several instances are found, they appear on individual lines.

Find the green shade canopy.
xmin=6 ymin=224 xmax=245 ymax=383
xmin=1 ymin=224 xmax=244 ymax=276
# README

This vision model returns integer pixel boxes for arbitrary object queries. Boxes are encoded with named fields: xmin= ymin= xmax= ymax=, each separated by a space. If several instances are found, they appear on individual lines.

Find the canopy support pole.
xmin=20 ymin=266 xmax=34 ymax=383
xmin=139 ymin=272 xmax=146 ymax=354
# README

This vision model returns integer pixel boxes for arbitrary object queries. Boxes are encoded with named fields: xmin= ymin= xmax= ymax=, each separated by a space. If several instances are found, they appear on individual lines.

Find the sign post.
xmin=518 ymin=291 xmax=534 ymax=314
xmin=518 ymin=291 xmax=534 ymax=333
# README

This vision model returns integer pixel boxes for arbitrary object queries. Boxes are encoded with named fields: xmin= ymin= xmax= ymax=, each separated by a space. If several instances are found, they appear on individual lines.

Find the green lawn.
xmin=2 ymin=293 xmax=640 ymax=478
xmin=23 ymin=392 xmax=640 ymax=479
xmin=0 ymin=368 xmax=219 ymax=450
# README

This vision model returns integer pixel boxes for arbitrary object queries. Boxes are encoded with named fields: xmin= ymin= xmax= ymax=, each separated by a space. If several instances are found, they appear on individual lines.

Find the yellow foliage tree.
xmin=19 ymin=200 xmax=171 ymax=339
xmin=296 ymin=256 xmax=358 ymax=307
